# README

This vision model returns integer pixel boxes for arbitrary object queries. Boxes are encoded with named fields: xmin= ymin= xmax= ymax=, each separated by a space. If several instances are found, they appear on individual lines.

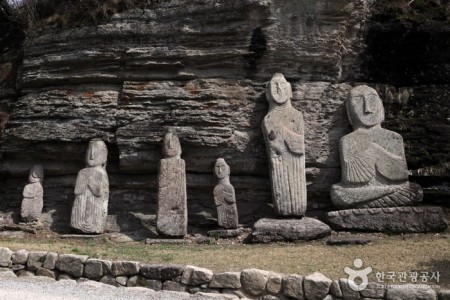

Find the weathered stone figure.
xmin=157 ymin=129 xmax=187 ymax=237
xmin=213 ymin=158 xmax=238 ymax=229
xmin=262 ymin=73 xmax=307 ymax=217
xmin=331 ymin=85 xmax=423 ymax=208
xmin=71 ymin=140 xmax=109 ymax=234
xmin=21 ymin=165 xmax=44 ymax=222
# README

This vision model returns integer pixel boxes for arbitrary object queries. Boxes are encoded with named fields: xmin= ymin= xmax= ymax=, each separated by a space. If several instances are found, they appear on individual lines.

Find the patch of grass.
xmin=1 ymin=233 xmax=449 ymax=288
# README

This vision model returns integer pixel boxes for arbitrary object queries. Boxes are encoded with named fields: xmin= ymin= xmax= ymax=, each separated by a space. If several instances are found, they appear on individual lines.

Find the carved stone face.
xmin=29 ymin=165 xmax=44 ymax=183
xmin=266 ymin=73 xmax=292 ymax=105
xmin=163 ymin=131 xmax=181 ymax=158
xmin=86 ymin=140 xmax=108 ymax=167
xmin=214 ymin=158 xmax=230 ymax=179
xmin=347 ymin=85 xmax=385 ymax=128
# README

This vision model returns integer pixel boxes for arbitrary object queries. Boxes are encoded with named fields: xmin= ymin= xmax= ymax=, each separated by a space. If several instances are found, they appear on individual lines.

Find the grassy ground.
xmin=0 ymin=233 xmax=448 ymax=288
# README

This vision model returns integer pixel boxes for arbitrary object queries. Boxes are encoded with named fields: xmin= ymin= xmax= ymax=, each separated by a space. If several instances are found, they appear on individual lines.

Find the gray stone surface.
xmin=329 ymin=280 xmax=342 ymax=298
xmin=84 ymin=259 xmax=112 ymax=280
xmin=266 ymin=272 xmax=283 ymax=294
xmin=27 ymin=251 xmax=47 ymax=271
xmin=209 ymin=272 xmax=241 ymax=289
xmin=21 ymin=165 xmax=44 ymax=222
xmin=17 ymin=270 xmax=35 ymax=277
xmin=386 ymin=285 xmax=437 ymax=300
xmin=282 ymin=274 xmax=304 ymax=300
xmin=304 ymin=272 xmax=332 ymax=300
xmin=163 ymin=281 xmax=187 ymax=292
xmin=262 ymin=73 xmax=306 ymax=217
xmin=331 ymin=85 xmax=423 ymax=209
xmin=140 ymin=264 xmax=185 ymax=280
xmin=99 ymin=274 xmax=120 ymax=287
xmin=0 ymin=247 xmax=13 ymax=267
xmin=36 ymin=267 xmax=56 ymax=279
xmin=111 ymin=261 xmax=139 ymax=276
xmin=326 ymin=234 xmax=374 ymax=245
xmin=55 ymin=254 xmax=89 ymax=277
xmin=360 ymin=282 xmax=385 ymax=298
xmin=213 ymin=158 xmax=238 ymax=229
xmin=71 ymin=140 xmax=109 ymax=234
xmin=251 ymin=217 xmax=331 ymax=243
xmin=240 ymin=268 xmax=269 ymax=296
xmin=339 ymin=278 xmax=360 ymax=300
xmin=438 ymin=290 xmax=450 ymax=300
xmin=207 ymin=229 xmax=242 ymax=239
xmin=43 ymin=252 xmax=58 ymax=270
xmin=181 ymin=265 xmax=214 ymax=286
xmin=326 ymin=206 xmax=448 ymax=233
xmin=157 ymin=130 xmax=188 ymax=237
xmin=130 ymin=276 xmax=163 ymax=291
xmin=12 ymin=249 xmax=29 ymax=265
xmin=115 ymin=276 xmax=128 ymax=286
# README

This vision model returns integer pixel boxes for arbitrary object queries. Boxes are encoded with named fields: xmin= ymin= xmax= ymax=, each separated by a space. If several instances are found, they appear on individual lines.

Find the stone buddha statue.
xmin=262 ymin=73 xmax=306 ymax=217
xmin=71 ymin=140 xmax=109 ymax=234
xmin=156 ymin=129 xmax=187 ymax=237
xmin=21 ymin=165 xmax=44 ymax=222
xmin=213 ymin=158 xmax=238 ymax=229
xmin=331 ymin=85 xmax=423 ymax=209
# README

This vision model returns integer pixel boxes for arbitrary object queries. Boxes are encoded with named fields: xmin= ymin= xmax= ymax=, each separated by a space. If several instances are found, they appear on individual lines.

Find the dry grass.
xmin=1 ymin=233 xmax=449 ymax=288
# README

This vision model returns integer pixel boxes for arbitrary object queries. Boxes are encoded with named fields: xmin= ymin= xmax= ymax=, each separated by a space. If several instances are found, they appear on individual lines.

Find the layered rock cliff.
xmin=0 ymin=0 xmax=448 ymax=232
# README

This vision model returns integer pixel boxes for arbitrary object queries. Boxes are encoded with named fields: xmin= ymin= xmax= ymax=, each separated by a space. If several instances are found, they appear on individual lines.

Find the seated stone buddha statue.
xmin=331 ymin=85 xmax=423 ymax=209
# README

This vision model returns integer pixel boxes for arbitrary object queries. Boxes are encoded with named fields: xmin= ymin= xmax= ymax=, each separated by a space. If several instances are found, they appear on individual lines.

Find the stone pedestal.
xmin=250 ymin=218 xmax=331 ymax=243
xmin=325 ymin=206 xmax=448 ymax=233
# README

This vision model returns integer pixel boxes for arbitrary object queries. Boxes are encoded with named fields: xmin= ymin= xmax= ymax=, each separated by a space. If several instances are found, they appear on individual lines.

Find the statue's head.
xmin=266 ymin=73 xmax=292 ymax=106
xmin=29 ymin=165 xmax=44 ymax=183
xmin=214 ymin=158 xmax=230 ymax=179
xmin=86 ymin=140 xmax=108 ymax=167
xmin=163 ymin=128 xmax=181 ymax=158
xmin=347 ymin=85 xmax=385 ymax=129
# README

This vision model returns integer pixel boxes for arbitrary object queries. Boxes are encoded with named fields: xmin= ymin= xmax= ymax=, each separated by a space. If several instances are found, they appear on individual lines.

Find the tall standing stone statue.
xmin=330 ymin=85 xmax=423 ymax=209
xmin=71 ymin=140 xmax=109 ymax=234
xmin=213 ymin=158 xmax=238 ymax=229
xmin=262 ymin=73 xmax=307 ymax=217
xmin=21 ymin=165 xmax=44 ymax=222
xmin=157 ymin=129 xmax=187 ymax=237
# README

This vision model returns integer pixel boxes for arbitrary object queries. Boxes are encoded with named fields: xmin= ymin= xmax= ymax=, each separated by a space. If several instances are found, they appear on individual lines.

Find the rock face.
xmin=262 ymin=73 xmax=307 ymax=217
xmin=156 ymin=130 xmax=187 ymax=237
xmin=326 ymin=206 xmax=448 ymax=233
xmin=331 ymin=85 xmax=423 ymax=209
xmin=213 ymin=158 xmax=238 ymax=229
xmin=0 ymin=0 xmax=448 ymax=232
xmin=71 ymin=140 xmax=109 ymax=234
xmin=20 ymin=165 xmax=44 ymax=222
xmin=250 ymin=218 xmax=331 ymax=243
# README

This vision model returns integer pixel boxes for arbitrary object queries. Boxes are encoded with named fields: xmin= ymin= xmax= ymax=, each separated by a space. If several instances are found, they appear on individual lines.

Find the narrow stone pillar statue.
xmin=262 ymin=73 xmax=307 ymax=217
xmin=21 ymin=165 xmax=44 ymax=222
xmin=213 ymin=158 xmax=238 ymax=229
xmin=71 ymin=140 xmax=109 ymax=234
xmin=330 ymin=85 xmax=423 ymax=208
xmin=156 ymin=129 xmax=187 ymax=237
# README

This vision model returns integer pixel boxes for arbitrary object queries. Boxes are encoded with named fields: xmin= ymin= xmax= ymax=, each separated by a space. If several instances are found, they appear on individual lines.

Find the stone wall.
xmin=0 ymin=247 xmax=446 ymax=300
xmin=0 ymin=0 xmax=448 ymax=232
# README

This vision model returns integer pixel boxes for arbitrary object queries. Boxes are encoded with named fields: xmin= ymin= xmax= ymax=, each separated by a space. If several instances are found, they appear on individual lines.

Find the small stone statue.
xmin=213 ymin=158 xmax=238 ymax=229
xmin=331 ymin=85 xmax=423 ymax=209
xmin=156 ymin=129 xmax=187 ymax=237
xmin=21 ymin=165 xmax=44 ymax=222
xmin=262 ymin=73 xmax=307 ymax=217
xmin=71 ymin=140 xmax=109 ymax=234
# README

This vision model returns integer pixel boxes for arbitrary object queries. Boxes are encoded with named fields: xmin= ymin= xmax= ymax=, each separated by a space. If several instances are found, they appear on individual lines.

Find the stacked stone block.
xmin=0 ymin=247 xmax=446 ymax=300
